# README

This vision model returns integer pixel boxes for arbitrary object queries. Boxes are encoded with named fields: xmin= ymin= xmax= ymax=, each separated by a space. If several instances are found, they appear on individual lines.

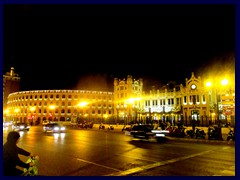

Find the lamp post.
xmin=116 ymin=105 xmax=119 ymax=125
xmin=49 ymin=105 xmax=56 ymax=122
xmin=125 ymin=97 xmax=141 ymax=125
xmin=77 ymin=102 xmax=88 ymax=123
xmin=206 ymin=78 xmax=229 ymax=124
xmin=4 ymin=109 xmax=9 ymax=122
xmin=14 ymin=108 xmax=20 ymax=123
xmin=29 ymin=106 xmax=36 ymax=125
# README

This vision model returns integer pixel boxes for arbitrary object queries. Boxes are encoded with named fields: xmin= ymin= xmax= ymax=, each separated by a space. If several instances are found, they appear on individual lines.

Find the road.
xmin=3 ymin=125 xmax=235 ymax=176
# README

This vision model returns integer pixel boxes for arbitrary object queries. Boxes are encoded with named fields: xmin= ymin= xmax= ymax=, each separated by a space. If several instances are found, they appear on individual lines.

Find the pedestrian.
xmin=3 ymin=131 xmax=35 ymax=176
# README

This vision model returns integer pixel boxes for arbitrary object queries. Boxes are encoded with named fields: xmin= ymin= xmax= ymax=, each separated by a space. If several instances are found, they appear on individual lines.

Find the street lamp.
xmin=125 ymin=97 xmax=141 ymax=124
xmin=14 ymin=108 xmax=20 ymax=122
xmin=4 ymin=109 xmax=10 ymax=122
xmin=77 ymin=101 xmax=88 ymax=123
xmin=49 ymin=105 xmax=56 ymax=122
xmin=206 ymin=78 xmax=229 ymax=124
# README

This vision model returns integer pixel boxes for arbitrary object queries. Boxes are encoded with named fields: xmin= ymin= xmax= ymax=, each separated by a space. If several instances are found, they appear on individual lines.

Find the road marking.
xmin=105 ymin=150 xmax=213 ymax=176
xmin=119 ymin=154 xmax=159 ymax=163
xmin=213 ymin=165 xmax=235 ymax=176
xmin=76 ymin=158 xmax=121 ymax=172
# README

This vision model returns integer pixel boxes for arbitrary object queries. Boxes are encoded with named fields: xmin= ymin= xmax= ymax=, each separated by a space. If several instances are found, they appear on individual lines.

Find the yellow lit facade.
xmin=113 ymin=75 xmax=143 ymax=124
xmin=6 ymin=90 xmax=114 ymax=124
xmin=3 ymin=67 xmax=20 ymax=113
xmin=5 ymin=72 xmax=235 ymax=126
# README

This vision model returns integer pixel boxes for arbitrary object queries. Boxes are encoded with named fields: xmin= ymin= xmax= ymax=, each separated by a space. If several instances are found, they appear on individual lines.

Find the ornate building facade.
xmin=6 ymin=90 xmax=114 ymax=125
xmin=3 ymin=67 xmax=20 ymax=114
xmin=5 ymin=72 xmax=235 ymax=126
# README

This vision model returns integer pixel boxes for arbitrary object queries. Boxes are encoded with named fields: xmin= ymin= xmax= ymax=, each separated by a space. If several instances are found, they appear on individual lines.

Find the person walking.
xmin=3 ymin=131 xmax=35 ymax=176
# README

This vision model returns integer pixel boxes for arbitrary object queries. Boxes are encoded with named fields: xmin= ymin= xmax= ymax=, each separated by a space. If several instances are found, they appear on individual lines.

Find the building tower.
xmin=3 ymin=67 xmax=20 ymax=121
xmin=114 ymin=75 xmax=143 ymax=124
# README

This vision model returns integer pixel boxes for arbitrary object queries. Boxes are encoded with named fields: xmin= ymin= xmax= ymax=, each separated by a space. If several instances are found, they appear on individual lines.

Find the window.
xmin=202 ymin=95 xmax=206 ymax=102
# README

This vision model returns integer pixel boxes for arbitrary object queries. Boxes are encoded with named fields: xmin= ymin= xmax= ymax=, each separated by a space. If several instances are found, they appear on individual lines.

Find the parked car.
xmin=43 ymin=123 xmax=66 ymax=133
xmin=12 ymin=122 xmax=30 ymax=131
xmin=42 ymin=120 xmax=49 ymax=125
xmin=99 ymin=124 xmax=105 ymax=130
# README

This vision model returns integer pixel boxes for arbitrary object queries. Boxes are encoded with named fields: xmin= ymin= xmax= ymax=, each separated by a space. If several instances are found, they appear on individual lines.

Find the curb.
xmin=74 ymin=127 xmax=235 ymax=145
xmin=166 ymin=136 xmax=235 ymax=145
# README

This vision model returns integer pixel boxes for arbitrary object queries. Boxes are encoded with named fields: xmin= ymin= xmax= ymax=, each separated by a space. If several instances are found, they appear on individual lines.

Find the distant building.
xmin=113 ymin=75 xmax=143 ymax=124
xmin=5 ymin=73 xmax=235 ymax=126
xmin=3 ymin=67 xmax=20 ymax=120
xmin=6 ymin=90 xmax=114 ymax=124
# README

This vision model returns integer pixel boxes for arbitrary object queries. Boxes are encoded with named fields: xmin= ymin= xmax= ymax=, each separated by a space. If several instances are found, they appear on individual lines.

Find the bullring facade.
xmin=5 ymin=73 xmax=235 ymax=126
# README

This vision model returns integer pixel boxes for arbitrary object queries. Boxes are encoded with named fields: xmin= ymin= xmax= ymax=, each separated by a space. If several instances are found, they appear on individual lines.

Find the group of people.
xmin=3 ymin=131 xmax=37 ymax=176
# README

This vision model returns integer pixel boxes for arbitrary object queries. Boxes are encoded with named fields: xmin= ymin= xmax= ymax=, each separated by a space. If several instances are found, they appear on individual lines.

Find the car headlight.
xmin=54 ymin=127 xmax=60 ymax=131
xmin=155 ymin=134 xmax=165 ymax=137
xmin=60 ymin=127 xmax=66 ymax=131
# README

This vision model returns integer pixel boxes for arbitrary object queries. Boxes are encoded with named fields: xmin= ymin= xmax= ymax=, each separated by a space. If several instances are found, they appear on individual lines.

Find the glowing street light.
xmin=125 ymin=97 xmax=141 ymax=124
xmin=49 ymin=105 xmax=56 ymax=122
xmin=206 ymin=78 xmax=229 ymax=122
xmin=77 ymin=101 xmax=88 ymax=122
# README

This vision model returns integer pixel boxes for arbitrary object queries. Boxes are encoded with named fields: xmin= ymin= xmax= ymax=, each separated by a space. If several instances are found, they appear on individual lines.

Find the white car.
xmin=43 ymin=123 xmax=66 ymax=133
xmin=12 ymin=123 xmax=30 ymax=131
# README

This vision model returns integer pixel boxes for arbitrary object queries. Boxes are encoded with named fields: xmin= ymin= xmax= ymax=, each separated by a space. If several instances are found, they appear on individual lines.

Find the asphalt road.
xmin=3 ymin=125 xmax=235 ymax=176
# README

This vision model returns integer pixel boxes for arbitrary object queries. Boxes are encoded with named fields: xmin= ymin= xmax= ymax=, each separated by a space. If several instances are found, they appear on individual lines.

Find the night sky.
xmin=3 ymin=4 xmax=235 ymax=91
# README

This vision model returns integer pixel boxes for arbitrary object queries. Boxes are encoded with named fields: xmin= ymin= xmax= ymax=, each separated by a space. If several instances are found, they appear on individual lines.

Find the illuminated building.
xmin=6 ymin=90 xmax=113 ymax=124
xmin=113 ymin=75 xmax=143 ymax=125
xmin=3 ymin=67 xmax=20 ymax=121
xmin=5 ymin=71 xmax=235 ymax=126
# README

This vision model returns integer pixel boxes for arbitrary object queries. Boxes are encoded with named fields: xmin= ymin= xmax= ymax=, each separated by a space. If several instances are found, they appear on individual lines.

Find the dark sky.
xmin=3 ymin=4 xmax=235 ymax=91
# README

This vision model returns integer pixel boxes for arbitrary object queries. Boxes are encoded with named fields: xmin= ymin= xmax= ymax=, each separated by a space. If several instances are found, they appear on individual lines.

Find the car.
xmin=43 ymin=123 xmax=66 ymax=133
xmin=12 ymin=122 xmax=30 ymax=131
xmin=130 ymin=124 xmax=154 ymax=139
xmin=3 ymin=121 xmax=12 ymax=128
xmin=42 ymin=120 xmax=49 ymax=125
xmin=130 ymin=124 xmax=169 ymax=142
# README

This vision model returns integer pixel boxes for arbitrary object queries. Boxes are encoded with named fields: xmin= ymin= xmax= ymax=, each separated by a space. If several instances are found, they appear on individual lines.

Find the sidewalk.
xmin=166 ymin=136 xmax=235 ymax=145
xmin=92 ymin=124 xmax=235 ymax=145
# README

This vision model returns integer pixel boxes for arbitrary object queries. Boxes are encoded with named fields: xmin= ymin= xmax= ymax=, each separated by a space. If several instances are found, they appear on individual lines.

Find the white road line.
xmin=106 ymin=150 xmax=213 ymax=176
xmin=213 ymin=165 xmax=235 ymax=176
xmin=76 ymin=158 xmax=121 ymax=172
xmin=119 ymin=154 xmax=159 ymax=163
